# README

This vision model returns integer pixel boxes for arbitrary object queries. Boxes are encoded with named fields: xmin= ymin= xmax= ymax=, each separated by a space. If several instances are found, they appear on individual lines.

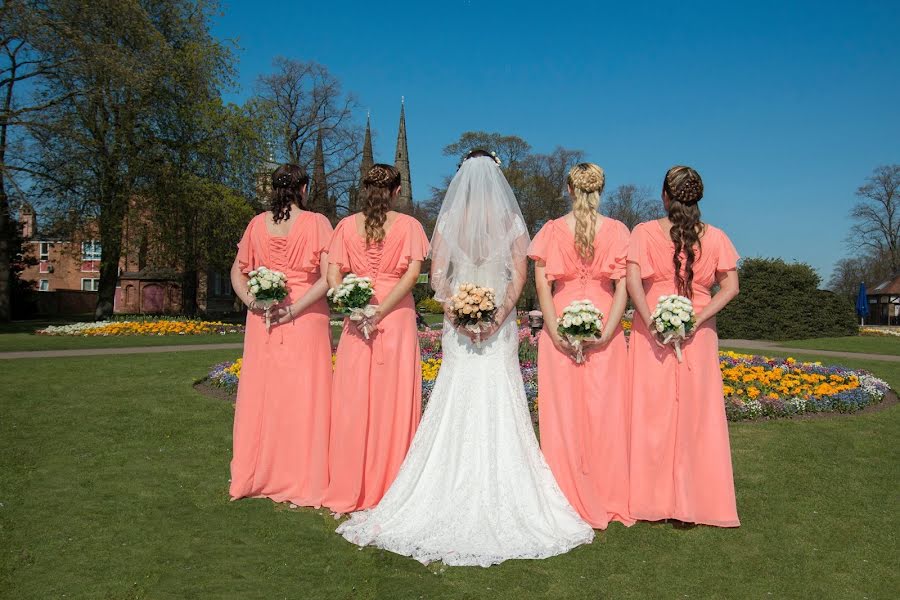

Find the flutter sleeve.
xmin=235 ymin=215 xmax=259 ymax=274
xmin=327 ymin=217 xmax=351 ymax=273
xmin=715 ymin=228 xmax=740 ymax=272
xmin=627 ymin=222 xmax=655 ymax=279
xmin=300 ymin=213 xmax=334 ymax=272
xmin=395 ymin=216 xmax=430 ymax=274
xmin=600 ymin=219 xmax=630 ymax=280
xmin=527 ymin=221 xmax=566 ymax=282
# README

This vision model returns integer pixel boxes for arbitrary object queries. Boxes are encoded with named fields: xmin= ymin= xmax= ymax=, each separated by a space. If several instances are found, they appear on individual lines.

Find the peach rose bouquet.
xmin=447 ymin=282 xmax=498 ymax=346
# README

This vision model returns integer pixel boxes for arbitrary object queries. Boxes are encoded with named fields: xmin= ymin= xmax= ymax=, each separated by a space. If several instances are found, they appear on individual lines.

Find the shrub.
xmin=717 ymin=257 xmax=858 ymax=340
xmin=416 ymin=297 xmax=444 ymax=314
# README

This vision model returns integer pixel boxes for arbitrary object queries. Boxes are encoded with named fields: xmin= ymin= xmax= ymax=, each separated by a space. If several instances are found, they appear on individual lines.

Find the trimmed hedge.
xmin=416 ymin=297 xmax=444 ymax=314
xmin=717 ymin=258 xmax=858 ymax=341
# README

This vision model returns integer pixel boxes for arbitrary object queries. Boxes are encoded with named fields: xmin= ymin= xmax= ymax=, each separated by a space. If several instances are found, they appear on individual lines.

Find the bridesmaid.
xmin=529 ymin=163 xmax=633 ymax=529
xmin=323 ymin=164 xmax=429 ymax=514
xmin=229 ymin=164 xmax=334 ymax=506
xmin=627 ymin=165 xmax=741 ymax=527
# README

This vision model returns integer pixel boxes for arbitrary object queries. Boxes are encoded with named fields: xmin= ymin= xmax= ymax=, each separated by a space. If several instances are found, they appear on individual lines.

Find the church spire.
xmin=360 ymin=112 xmax=374 ymax=181
xmin=311 ymin=129 xmax=333 ymax=221
xmin=394 ymin=98 xmax=412 ymax=211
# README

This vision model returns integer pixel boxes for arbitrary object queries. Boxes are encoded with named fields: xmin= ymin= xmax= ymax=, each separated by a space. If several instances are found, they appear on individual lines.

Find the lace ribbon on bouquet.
xmin=659 ymin=326 xmax=688 ymax=363
xmin=349 ymin=305 xmax=378 ymax=340
xmin=564 ymin=334 xmax=599 ymax=364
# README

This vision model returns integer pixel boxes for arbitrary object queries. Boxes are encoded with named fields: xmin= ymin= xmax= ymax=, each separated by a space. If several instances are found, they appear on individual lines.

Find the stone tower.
xmin=310 ymin=129 xmax=334 ymax=222
xmin=351 ymin=113 xmax=375 ymax=213
xmin=394 ymin=98 xmax=412 ymax=211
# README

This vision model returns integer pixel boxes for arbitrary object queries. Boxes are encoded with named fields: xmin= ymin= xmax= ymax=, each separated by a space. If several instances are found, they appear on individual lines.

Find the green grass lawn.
xmin=1 ymin=349 xmax=898 ymax=599
xmin=774 ymin=335 xmax=900 ymax=356
xmin=0 ymin=332 xmax=245 ymax=352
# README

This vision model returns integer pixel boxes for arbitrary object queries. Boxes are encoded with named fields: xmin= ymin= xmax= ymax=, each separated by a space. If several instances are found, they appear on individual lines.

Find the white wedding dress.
xmin=337 ymin=156 xmax=593 ymax=566
xmin=336 ymin=290 xmax=594 ymax=565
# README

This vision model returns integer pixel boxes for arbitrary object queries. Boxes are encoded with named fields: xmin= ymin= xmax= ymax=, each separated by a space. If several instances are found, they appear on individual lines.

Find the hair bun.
xmin=363 ymin=164 xmax=398 ymax=188
xmin=675 ymin=175 xmax=703 ymax=204
xmin=569 ymin=163 xmax=605 ymax=194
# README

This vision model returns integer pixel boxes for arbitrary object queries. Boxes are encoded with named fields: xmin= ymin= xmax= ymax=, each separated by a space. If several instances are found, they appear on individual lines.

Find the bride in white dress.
xmin=336 ymin=152 xmax=594 ymax=567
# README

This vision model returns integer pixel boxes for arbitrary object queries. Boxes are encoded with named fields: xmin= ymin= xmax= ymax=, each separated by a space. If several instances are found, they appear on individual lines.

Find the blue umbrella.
xmin=856 ymin=282 xmax=869 ymax=325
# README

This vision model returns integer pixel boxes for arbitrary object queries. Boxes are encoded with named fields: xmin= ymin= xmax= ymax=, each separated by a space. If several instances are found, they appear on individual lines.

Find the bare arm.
xmin=596 ymin=277 xmax=628 ymax=346
xmin=372 ymin=260 xmax=423 ymax=325
xmin=694 ymin=269 xmax=740 ymax=328
xmin=326 ymin=262 xmax=343 ymax=290
xmin=230 ymin=257 xmax=264 ymax=315
xmin=626 ymin=261 xmax=653 ymax=326
xmin=534 ymin=260 xmax=574 ymax=355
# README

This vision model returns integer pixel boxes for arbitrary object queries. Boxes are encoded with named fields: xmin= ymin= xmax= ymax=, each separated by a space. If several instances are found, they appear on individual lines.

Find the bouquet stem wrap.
xmin=565 ymin=334 xmax=599 ymax=364
xmin=349 ymin=304 xmax=378 ymax=340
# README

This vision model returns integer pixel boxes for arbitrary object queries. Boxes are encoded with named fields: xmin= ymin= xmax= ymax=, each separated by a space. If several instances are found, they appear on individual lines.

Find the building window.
xmin=81 ymin=278 xmax=100 ymax=292
xmin=39 ymin=242 xmax=50 ymax=260
xmin=81 ymin=240 xmax=102 ymax=261
xmin=39 ymin=279 xmax=49 ymax=292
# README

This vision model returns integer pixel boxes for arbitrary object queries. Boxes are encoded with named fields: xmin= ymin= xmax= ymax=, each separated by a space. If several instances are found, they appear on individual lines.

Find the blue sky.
xmin=212 ymin=0 xmax=900 ymax=281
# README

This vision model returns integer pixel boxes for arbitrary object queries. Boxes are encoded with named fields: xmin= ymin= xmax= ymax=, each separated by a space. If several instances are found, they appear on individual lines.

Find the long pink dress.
xmin=528 ymin=217 xmax=634 ymax=529
xmin=323 ymin=214 xmax=430 ymax=513
xmin=627 ymin=220 xmax=740 ymax=527
xmin=230 ymin=211 xmax=334 ymax=506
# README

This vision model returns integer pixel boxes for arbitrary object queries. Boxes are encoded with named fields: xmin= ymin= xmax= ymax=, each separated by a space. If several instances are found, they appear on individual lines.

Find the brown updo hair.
xmin=567 ymin=163 xmax=606 ymax=260
xmin=361 ymin=163 xmax=401 ymax=243
xmin=270 ymin=164 xmax=310 ymax=223
xmin=663 ymin=165 xmax=704 ymax=298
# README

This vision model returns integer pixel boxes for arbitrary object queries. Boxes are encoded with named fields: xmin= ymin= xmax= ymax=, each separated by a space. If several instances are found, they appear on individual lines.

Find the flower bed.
xmin=204 ymin=330 xmax=890 ymax=421
xmin=38 ymin=318 xmax=244 ymax=336
xmin=860 ymin=326 xmax=900 ymax=338
xmin=719 ymin=351 xmax=889 ymax=420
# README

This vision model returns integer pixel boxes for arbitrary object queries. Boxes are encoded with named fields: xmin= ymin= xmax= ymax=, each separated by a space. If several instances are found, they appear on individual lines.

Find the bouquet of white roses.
xmin=247 ymin=266 xmax=289 ymax=331
xmin=650 ymin=294 xmax=696 ymax=362
xmin=448 ymin=282 xmax=497 ymax=346
xmin=327 ymin=273 xmax=377 ymax=339
xmin=557 ymin=299 xmax=604 ymax=364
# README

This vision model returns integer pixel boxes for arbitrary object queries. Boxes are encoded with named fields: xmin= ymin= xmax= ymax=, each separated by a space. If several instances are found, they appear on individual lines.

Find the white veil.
xmin=430 ymin=156 xmax=530 ymax=316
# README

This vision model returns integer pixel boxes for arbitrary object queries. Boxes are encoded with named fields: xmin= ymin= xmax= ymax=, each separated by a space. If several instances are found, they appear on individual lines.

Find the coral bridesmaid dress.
xmin=529 ymin=217 xmax=634 ymax=529
xmin=230 ymin=211 xmax=334 ymax=506
xmin=324 ymin=213 xmax=430 ymax=513
xmin=627 ymin=220 xmax=740 ymax=527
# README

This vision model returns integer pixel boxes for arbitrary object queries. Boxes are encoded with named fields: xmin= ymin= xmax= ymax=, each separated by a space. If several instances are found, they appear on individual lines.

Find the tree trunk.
xmin=94 ymin=188 xmax=127 ymax=320
xmin=182 ymin=268 xmax=198 ymax=317
xmin=0 ymin=184 xmax=11 ymax=322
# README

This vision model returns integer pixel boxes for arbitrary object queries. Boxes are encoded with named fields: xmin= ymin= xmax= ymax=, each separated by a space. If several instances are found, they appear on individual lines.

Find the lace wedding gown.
xmin=335 ymin=312 xmax=595 ymax=567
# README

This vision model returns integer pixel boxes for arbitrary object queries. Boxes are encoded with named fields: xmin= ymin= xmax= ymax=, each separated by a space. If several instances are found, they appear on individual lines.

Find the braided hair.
xmin=361 ymin=164 xmax=401 ymax=243
xmin=270 ymin=164 xmax=310 ymax=223
xmin=567 ymin=163 xmax=606 ymax=260
xmin=663 ymin=165 xmax=704 ymax=298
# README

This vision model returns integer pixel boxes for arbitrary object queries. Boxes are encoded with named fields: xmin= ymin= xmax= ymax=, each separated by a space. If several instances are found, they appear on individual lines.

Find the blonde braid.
xmin=567 ymin=163 xmax=606 ymax=260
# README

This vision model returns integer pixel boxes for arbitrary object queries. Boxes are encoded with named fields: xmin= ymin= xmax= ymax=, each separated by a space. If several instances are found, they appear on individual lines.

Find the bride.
xmin=335 ymin=150 xmax=594 ymax=567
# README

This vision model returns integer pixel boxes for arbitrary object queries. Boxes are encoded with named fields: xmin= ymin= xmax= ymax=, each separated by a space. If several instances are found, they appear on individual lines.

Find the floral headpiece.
xmin=459 ymin=150 xmax=502 ymax=169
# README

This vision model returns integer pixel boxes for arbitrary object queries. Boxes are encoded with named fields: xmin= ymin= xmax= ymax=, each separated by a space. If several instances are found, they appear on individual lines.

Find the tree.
xmin=827 ymin=252 xmax=893 ymax=302
xmin=250 ymin=58 xmax=363 ymax=217
xmin=602 ymin=184 xmax=665 ymax=230
xmin=847 ymin=165 xmax=900 ymax=273
xmin=27 ymin=0 xmax=210 ymax=319
xmin=0 ymin=1 xmax=66 ymax=321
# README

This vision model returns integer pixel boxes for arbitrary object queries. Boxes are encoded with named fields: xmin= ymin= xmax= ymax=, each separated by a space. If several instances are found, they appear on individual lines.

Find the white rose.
xmin=562 ymin=316 xmax=573 ymax=328
xmin=572 ymin=316 xmax=583 ymax=326
xmin=358 ymin=281 xmax=370 ymax=289
xmin=260 ymin=279 xmax=272 ymax=290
